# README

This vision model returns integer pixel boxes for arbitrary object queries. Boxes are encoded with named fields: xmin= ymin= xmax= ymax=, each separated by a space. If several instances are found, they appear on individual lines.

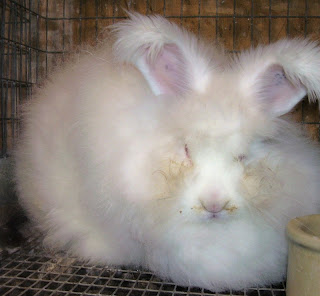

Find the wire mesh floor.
xmin=0 ymin=237 xmax=286 ymax=296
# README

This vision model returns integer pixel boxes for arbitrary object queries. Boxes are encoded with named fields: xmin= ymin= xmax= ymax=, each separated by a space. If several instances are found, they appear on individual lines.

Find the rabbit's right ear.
xmin=112 ymin=13 xmax=221 ymax=96
xmin=238 ymin=39 xmax=320 ymax=117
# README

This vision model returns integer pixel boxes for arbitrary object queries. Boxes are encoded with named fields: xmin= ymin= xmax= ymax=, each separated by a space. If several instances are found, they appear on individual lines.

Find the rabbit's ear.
xmin=136 ymin=43 xmax=189 ymax=96
xmin=112 ymin=12 xmax=220 ymax=96
xmin=254 ymin=64 xmax=307 ymax=117
xmin=239 ymin=39 xmax=320 ymax=117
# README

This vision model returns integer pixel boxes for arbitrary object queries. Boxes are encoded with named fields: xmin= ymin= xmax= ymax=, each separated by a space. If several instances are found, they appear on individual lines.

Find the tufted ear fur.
xmin=238 ymin=39 xmax=320 ymax=117
xmin=112 ymin=12 xmax=222 ymax=96
xmin=136 ymin=43 xmax=189 ymax=96
xmin=255 ymin=64 xmax=307 ymax=117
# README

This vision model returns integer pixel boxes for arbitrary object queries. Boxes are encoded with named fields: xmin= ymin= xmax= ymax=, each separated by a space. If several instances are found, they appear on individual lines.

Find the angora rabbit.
xmin=14 ymin=12 xmax=320 ymax=292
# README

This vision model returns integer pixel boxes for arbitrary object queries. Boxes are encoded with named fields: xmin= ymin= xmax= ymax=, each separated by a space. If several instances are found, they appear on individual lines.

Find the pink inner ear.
xmin=258 ymin=64 xmax=307 ymax=117
xmin=147 ymin=44 xmax=189 ymax=96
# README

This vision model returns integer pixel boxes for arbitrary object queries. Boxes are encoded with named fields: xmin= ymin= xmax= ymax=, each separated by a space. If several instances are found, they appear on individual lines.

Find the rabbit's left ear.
xmin=136 ymin=43 xmax=190 ymax=96
xmin=239 ymin=39 xmax=320 ymax=117
xmin=112 ymin=12 xmax=222 ymax=96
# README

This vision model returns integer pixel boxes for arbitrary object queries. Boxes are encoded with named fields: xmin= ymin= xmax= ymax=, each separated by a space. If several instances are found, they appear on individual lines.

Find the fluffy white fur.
xmin=14 ymin=13 xmax=320 ymax=292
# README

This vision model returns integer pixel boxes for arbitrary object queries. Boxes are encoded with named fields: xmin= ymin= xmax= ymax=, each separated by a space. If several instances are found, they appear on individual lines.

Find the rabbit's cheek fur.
xmin=149 ymin=153 xmax=194 ymax=201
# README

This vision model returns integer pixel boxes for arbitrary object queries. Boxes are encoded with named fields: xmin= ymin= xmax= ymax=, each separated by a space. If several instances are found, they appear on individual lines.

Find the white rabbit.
xmin=14 ymin=12 xmax=320 ymax=292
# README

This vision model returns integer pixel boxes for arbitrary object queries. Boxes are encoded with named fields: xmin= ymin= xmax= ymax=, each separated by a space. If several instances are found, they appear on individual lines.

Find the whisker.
xmin=152 ymin=169 xmax=168 ymax=180
xmin=244 ymin=196 xmax=287 ymax=232
xmin=156 ymin=196 xmax=174 ymax=201
xmin=275 ymin=194 xmax=308 ymax=208
xmin=81 ymin=49 xmax=108 ymax=62
xmin=245 ymin=192 xmax=320 ymax=236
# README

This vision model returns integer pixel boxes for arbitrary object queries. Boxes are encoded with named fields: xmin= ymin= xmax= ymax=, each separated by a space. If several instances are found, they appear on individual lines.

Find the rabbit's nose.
xmin=200 ymin=193 xmax=230 ymax=213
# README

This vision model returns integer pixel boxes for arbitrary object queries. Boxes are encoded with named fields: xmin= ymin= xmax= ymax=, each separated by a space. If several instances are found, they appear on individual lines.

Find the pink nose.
xmin=200 ymin=193 xmax=229 ymax=213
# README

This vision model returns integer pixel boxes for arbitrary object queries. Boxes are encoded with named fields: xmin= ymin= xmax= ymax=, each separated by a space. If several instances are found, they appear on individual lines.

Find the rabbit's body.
xmin=15 ymin=13 xmax=320 ymax=291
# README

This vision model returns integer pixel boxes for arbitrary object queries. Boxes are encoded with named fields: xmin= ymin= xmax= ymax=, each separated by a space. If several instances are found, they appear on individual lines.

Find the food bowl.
xmin=286 ymin=214 xmax=320 ymax=296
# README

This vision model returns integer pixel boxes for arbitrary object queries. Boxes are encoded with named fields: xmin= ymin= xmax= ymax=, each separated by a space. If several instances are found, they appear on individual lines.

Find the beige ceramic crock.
xmin=286 ymin=214 xmax=320 ymax=296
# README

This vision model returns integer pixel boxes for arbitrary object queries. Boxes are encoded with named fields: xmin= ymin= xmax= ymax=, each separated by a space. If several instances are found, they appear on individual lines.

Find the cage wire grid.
xmin=1 ymin=0 xmax=320 ymax=295
xmin=0 ymin=237 xmax=287 ymax=296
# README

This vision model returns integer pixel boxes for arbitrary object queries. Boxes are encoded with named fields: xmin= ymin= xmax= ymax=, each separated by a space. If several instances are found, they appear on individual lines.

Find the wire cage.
xmin=1 ymin=0 xmax=320 ymax=295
